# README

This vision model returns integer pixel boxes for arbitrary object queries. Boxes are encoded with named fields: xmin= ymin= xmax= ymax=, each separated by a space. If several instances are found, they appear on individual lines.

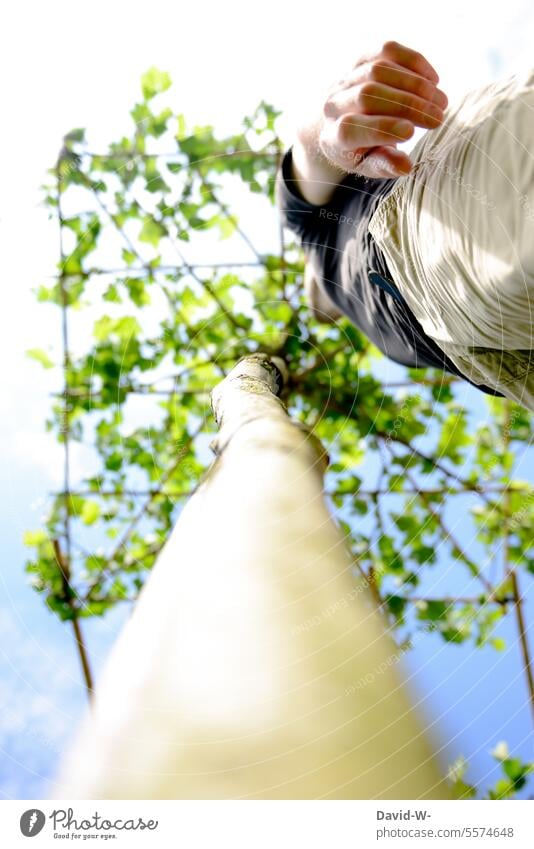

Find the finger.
xmin=356 ymin=145 xmax=413 ymax=178
xmin=320 ymin=113 xmax=414 ymax=166
xmin=349 ymin=59 xmax=448 ymax=110
xmin=381 ymin=40 xmax=440 ymax=83
xmin=330 ymin=81 xmax=444 ymax=130
xmin=338 ymin=113 xmax=414 ymax=149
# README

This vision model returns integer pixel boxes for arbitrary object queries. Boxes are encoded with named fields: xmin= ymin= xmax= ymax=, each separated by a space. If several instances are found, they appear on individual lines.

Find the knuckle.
xmin=382 ymin=40 xmax=399 ymax=55
xmin=358 ymin=81 xmax=379 ymax=100
xmin=323 ymin=96 xmax=337 ymax=119
xmin=377 ymin=118 xmax=394 ymax=137
xmin=395 ymin=88 xmax=418 ymax=111
xmin=400 ymin=91 xmax=417 ymax=109
xmin=412 ymin=75 xmax=428 ymax=96
xmin=379 ymin=118 xmax=402 ymax=138
xmin=369 ymin=58 xmax=397 ymax=82
xmin=369 ymin=61 xmax=386 ymax=81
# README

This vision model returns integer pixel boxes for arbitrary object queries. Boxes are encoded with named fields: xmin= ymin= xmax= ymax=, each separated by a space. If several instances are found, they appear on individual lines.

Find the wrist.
xmin=292 ymin=131 xmax=347 ymax=194
xmin=295 ymin=120 xmax=345 ymax=176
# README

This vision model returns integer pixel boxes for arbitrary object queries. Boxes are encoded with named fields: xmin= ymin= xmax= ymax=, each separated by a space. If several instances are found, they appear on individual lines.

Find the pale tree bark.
xmin=56 ymin=353 xmax=450 ymax=799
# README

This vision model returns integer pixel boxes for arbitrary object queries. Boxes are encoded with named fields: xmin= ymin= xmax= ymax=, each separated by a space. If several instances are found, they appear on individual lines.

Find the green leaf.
xmin=93 ymin=315 xmax=141 ymax=342
xmin=122 ymin=248 xmax=137 ymax=266
xmin=353 ymin=499 xmax=368 ymax=516
xmin=388 ymin=474 xmax=405 ymax=492
xmin=26 ymin=348 xmax=54 ymax=369
xmin=217 ymin=215 xmax=237 ymax=239
xmin=417 ymin=600 xmax=448 ymax=621
xmin=23 ymin=530 xmax=48 ymax=546
xmin=176 ymin=113 xmax=187 ymax=140
xmin=105 ymin=452 xmax=123 ymax=471
xmin=64 ymin=128 xmax=85 ymax=144
xmin=502 ymin=757 xmax=526 ymax=782
xmin=125 ymin=277 xmax=150 ymax=307
xmin=385 ymin=595 xmax=407 ymax=623
xmin=139 ymin=216 xmax=167 ymax=247
xmin=81 ymin=600 xmax=109 ymax=617
xmin=489 ymin=778 xmax=515 ymax=799
xmin=438 ymin=408 xmax=472 ymax=464
xmin=46 ymin=596 xmax=75 ymax=621
xmin=81 ymin=500 xmax=101 ymax=525
xmin=447 ymin=755 xmax=477 ymax=799
xmin=141 ymin=67 xmax=172 ymax=100
xmin=103 ymin=283 xmax=122 ymax=303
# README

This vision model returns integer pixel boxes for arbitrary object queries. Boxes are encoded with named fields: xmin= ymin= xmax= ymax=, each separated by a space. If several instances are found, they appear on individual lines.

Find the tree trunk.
xmin=56 ymin=353 xmax=450 ymax=799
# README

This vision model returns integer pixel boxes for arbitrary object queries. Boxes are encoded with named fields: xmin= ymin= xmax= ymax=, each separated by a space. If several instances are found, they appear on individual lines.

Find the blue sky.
xmin=1 ymin=0 xmax=533 ymax=800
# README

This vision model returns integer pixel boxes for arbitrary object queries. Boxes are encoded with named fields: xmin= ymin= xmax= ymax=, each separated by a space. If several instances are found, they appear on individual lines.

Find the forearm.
xmin=291 ymin=121 xmax=348 ymax=206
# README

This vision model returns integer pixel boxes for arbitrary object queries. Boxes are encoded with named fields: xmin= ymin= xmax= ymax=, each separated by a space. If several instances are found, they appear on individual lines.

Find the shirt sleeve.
xmin=275 ymin=146 xmax=390 ymax=248
xmin=275 ymin=147 xmax=334 ymax=249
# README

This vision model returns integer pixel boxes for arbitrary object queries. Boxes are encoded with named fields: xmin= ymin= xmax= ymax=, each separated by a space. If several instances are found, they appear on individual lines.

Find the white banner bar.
xmin=1 ymin=799 xmax=532 ymax=848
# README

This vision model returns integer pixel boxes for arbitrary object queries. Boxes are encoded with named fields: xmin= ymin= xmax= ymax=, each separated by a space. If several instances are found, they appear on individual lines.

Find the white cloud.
xmin=0 ymin=610 xmax=88 ymax=798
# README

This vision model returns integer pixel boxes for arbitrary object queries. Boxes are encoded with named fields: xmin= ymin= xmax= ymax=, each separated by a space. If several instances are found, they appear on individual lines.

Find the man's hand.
xmin=319 ymin=40 xmax=448 ymax=179
xmin=291 ymin=41 xmax=448 ymax=204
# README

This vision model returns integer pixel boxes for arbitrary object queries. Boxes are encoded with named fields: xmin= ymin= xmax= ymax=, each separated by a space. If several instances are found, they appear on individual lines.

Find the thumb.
xmin=356 ymin=145 xmax=413 ymax=179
